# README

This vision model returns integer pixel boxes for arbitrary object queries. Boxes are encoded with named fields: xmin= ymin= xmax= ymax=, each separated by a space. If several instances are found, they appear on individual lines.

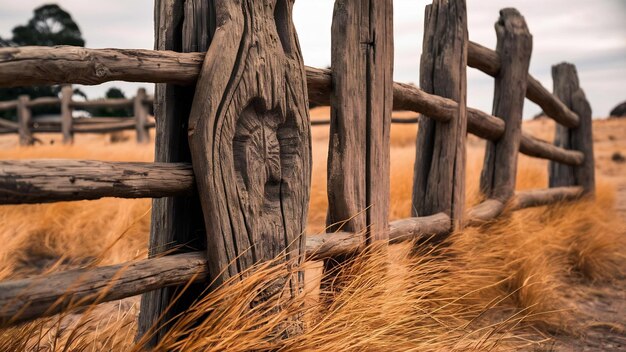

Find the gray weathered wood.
xmin=520 ymin=132 xmax=583 ymax=166
xmin=327 ymin=0 xmax=393 ymax=243
xmin=514 ymin=186 xmax=583 ymax=209
xmin=134 ymin=87 xmax=150 ymax=143
xmin=61 ymin=85 xmax=73 ymax=144
xmin=137 ymin=0 xmax=207 ymax=345
xmin=17 ymin=95 xmax=33 ymax=146
xmin=480 ymin=9 xmax=532 ymax=201
xmin=0 ymin=100 xmax=18 ymax=111
xmin=187 ymin=0 xmax=310 ymax=302
xmin=549 ymin=63 xmax=595 ymax=194
xmin=71 ymin=98 xmax=133 ymax=109
xmin=73 ymin=120 xmax=153 ymax=133
xmin=466 ymin=199 xmax=506 ymax=226
xmin=412 ymin=0 xmax=467 ymax=232
xmin=0 ymin=160 xmax=194 ymax=204
xmin=468 ymin=41 xmax=579 ymax=128
xmin=0 ymin=252 xmax=208 ymax=327
xmin=26 ymin=97 xmax=61 ymax=108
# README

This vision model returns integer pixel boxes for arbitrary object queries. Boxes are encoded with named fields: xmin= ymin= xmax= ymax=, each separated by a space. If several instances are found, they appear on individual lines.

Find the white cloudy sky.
xmin=1 ymin=0 xmax=625 ymax=117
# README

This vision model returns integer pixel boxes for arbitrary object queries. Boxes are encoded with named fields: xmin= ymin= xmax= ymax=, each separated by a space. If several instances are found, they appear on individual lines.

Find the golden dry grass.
xmin=0 ymin=113 xmax=625 ymax=351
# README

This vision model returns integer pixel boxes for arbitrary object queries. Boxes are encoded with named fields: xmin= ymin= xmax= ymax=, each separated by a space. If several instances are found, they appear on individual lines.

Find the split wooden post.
xmin=327 ymin=0 xmax=393 ymax=243
xmin=137 ymin=0 xmax=208 ymax=346
xmin=549 ymin=63 xmax=595 ymax=194
xmin=17 ymin=95 xmax=32 ymax=146
xmin=412 ymin=0 xmax=468 ymax=232
xmin=61 ymin=85 xmax=73 ymax=144
xmin=134 ymin=87 xmax=150 ymax=143
xmin=480 ymin=9 xmax=533 ymax=202
xmin=187 ymin=0 xmax=310 ymax=311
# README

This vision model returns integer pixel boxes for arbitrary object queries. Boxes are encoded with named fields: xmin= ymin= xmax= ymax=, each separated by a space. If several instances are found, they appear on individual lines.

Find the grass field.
xmin=0 ymin=111 xmax=624 ymax=351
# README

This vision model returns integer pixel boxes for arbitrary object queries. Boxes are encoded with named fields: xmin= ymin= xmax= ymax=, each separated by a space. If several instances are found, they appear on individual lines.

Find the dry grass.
xmin=0 ymin=114 xmax=624 ymax=351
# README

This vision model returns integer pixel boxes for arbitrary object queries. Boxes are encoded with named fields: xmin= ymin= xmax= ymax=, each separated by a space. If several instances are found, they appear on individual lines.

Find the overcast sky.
xmin=1 ymin=0 xmax=625 ymax=117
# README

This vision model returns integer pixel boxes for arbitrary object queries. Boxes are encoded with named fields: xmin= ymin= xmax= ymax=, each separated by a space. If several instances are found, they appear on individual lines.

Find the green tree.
xmin=0 ymin=4 xmax=85 ymax=121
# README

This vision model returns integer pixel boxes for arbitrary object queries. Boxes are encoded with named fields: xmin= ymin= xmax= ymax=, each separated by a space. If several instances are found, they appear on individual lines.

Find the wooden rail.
xmin=0 ymin=1 xmax=596 ymax=344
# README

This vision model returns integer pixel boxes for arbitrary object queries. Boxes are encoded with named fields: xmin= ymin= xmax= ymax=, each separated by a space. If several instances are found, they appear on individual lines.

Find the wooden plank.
xmin=327 ymin=0 xmax=393 ymax=243
xmin=61 ymin=85 xmax=73 ymax=144
xmin=72 ymin=120 xmax=139 ymax=133
xmin=134 ymin=87 xmax=150 ymax=143
xmin=412 ymin=0 xmax=468 ymax=231
xmin=0 ymin=252 xmax=208 ymax=327
xmin=0 ymin=118 xmax=18 ymax=129
xmin=514 ymin=186 xmax=583 ymax=209
xmin=520 ymin=132 xmax=583 ymax=166
xmin=480 ymin=9 xmax=533 ymax=201
xmin=549 ymin=63 xmax=595 ymax=194
xmin=26 ymin=96 xmax=60 ymax=108
xmin=71 ymin=98 xmax=133 ymax=109
xmin=17 ymin=95 xmax=33 ymax=146
xmin=0 ymin=100 xmax=18 ymax=111
xmin=0 ymin=160 xmax=194 ymax=204
xmin=466 ymin=199 xmax=506 ymax=226
xmin=468 ymin=41 xmax=579 ymax=128
xmin=137 ymin=0 xmax=208 ymax=344
xmin=187 ymin=0 xmax=311 ymax=309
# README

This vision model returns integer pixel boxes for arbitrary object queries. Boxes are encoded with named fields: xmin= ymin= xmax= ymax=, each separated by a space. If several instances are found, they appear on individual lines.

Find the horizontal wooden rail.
xmin=0 ymin=100 xmax=18 ymax=111
xmin=0 ymin=213 xmax=450 ymax=326
xmin=73 ymin=121 xmax=155 ymax=133
xmin=26 ymin=97 xmax=61 ymax=108
xmin=0 ymin=160 xmax=194 ymax=204
xmin=71 ymin=99 xmax=133 ymax=109
xmin=0 ymin=118 xmax=18 ymax=129
xmin=468 ymin=41 xmax=579 ymax=128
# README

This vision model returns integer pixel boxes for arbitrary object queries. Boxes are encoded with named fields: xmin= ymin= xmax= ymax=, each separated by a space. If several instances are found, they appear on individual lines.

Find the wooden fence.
xmin=0 ymin=86 xmax=155 ymax=144
xmin=0 ymin=0 xmax=594 ymax=347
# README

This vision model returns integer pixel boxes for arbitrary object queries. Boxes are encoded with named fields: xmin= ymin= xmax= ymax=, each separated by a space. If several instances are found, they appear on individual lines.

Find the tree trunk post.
xmin=134 ymin=87 xmax=150 ymax=143
xmin=412 ymin=0 xmax=468 ymax=232
xmin=187 ymin=0 xmax=310 ymax=323
xmin=17 ymin=95 xmax=32 ymax=146
xmin=549 ymin=63 xmax=595 ymax=195
xmin=137 ymin=0 xmax=208 ymax=346
xmin=480 ymin=9 xmax=533 ymax=202
xmin=61 ymin=85 xmax=74 ymax=144
xmin=327 ymin=0 xmax=393 ymax=243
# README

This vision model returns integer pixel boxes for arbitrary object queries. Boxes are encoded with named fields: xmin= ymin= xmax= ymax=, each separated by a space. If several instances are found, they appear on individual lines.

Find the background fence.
xmin=0 ymin=0 xmax=594 ymax=348
xmin=0 ymin=86 xmax=155 ymax=144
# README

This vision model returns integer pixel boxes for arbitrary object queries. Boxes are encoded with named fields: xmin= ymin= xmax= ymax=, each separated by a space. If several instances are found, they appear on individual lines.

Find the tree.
xmin=0 ymin=4 xmax=85 ymax=121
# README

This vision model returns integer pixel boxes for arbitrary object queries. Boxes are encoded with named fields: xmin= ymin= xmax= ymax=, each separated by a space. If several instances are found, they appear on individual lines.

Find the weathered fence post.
xmin=327 ymin=0 xmax=393 ymax=243
xmin=412 ymin=0 xmax=467 ymax=231
xmin=187 ymin=0 xmax=310 ymax=320
xmin=134 ymin=87 xmax=150 ymax=143
xmin=17 ymin=95 xmax=32 ymax=146
xmin=61 ymin=85 xmax=73 ymax=144
xmin=549 ymin=63 xmax=594 ymax=194
xmin=137 ymin=0 xmax=208 ymax=346
xmin=480 ymin=9 xmax=533 ymax=201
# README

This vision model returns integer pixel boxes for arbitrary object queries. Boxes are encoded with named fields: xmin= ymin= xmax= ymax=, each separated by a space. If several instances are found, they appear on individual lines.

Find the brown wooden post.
xmin=61 ymin=85 xmax=73 ymax=144
xmin=17 ymin=95 xmax=32 ymax=146
xmin=480 ymin=9 xmax=533 ymax=202
xmin=327 ymin=0 xmax=393 ymax=243
xmin=549 ymin=63 xmax=595 ymax=194
xmin=412 ymin=0 xmax=467 ymax=231
xmin=137 ymin=0 xmax=208 ymax=346
xmin=134 ymin=87 xmax=150 ymax=143
xmin=187 ymin=0 xmax=310 ymax=315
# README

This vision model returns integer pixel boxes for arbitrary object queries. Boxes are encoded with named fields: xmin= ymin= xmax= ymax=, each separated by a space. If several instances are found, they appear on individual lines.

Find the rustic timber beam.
xmin=0 ymin=118 xmax=18 ymax=129
xmin=0 ymin=100 xmax=18 ymax=111
xmin=466 ymin=199 xmax=506 ymax=226
xmin=513 ymin=186 xmax=583 ymax=209
xmin=468 ymin=41 xmax=579 ymax=128
xmin=0 ymin=160 xmax=194 ymax=204
xmin=26 ymin=97 xmax=60 ymax=108
xmin=73 ymin=120 xmax=155 ymax=133
xmin=71 ymin=99 xmax=133 ymax=109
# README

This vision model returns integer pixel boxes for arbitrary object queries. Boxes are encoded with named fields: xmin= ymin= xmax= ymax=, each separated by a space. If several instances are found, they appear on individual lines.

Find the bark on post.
xmin=327 ymin=0 xmax=393 ymax=243
xmin=480 ymin=9 xmax=533 ymax=201
xmin=17 ymin=95 xmax=32 ymax=146
xmin=412 ymin=0 xmax=468 ymax=231
xmin=549 ymin=63 xmax=595 ymax=194
xmin=187 ymin=0 xmax=310 ymax=327
xmin=134 ymin=87 xmax=150 ymax=143
xmin=137 ymin=0 xmax=208 ymax=346
xmin=61 ymin=85 xmax=73 ymax=144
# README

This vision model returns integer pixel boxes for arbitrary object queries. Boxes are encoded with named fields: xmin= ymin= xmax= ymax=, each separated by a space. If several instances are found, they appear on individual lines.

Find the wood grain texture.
xmin=26 ymin=97 xmax=60 ymax=108
xmin=61 ymin=85 xmax=73 ymax=144
xmin=468 ymin=41 xmax=579 ymax=128
xmin=17 ymin=95 xmax=33 ymax=146
xmin=412 ymin=0 xmax=467 ymax=232
xmin=514 ymin=186 xmax=583 ymax=209
xmin=134 ymin=87 xmax=150 ymax=143
xmin=187 ymin=0 xmax=310 ymax=305
xmin=480 ymin=9 xmax=532 ymax=201
xmin=0 ymin=160 xmax=194 ymax=204
xmin=327 ymin=0 xmax=393 ymax=242
xmin=137 ymin=0 xmax=207 ymax=344
xmin=549 ymin=63 xmax=595 ymax=194
xmin=0 ymin=252 xmax=208 ymax=327
xmin=520 ymin=132 xmax=583 ymax=166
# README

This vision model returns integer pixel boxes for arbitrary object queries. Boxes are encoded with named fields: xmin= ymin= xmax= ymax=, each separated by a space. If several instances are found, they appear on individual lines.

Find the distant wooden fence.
xmin=0 ymin=86 xmax=155 ymax=144
xmin=0 ymin=0 xmax=594 ymax=348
